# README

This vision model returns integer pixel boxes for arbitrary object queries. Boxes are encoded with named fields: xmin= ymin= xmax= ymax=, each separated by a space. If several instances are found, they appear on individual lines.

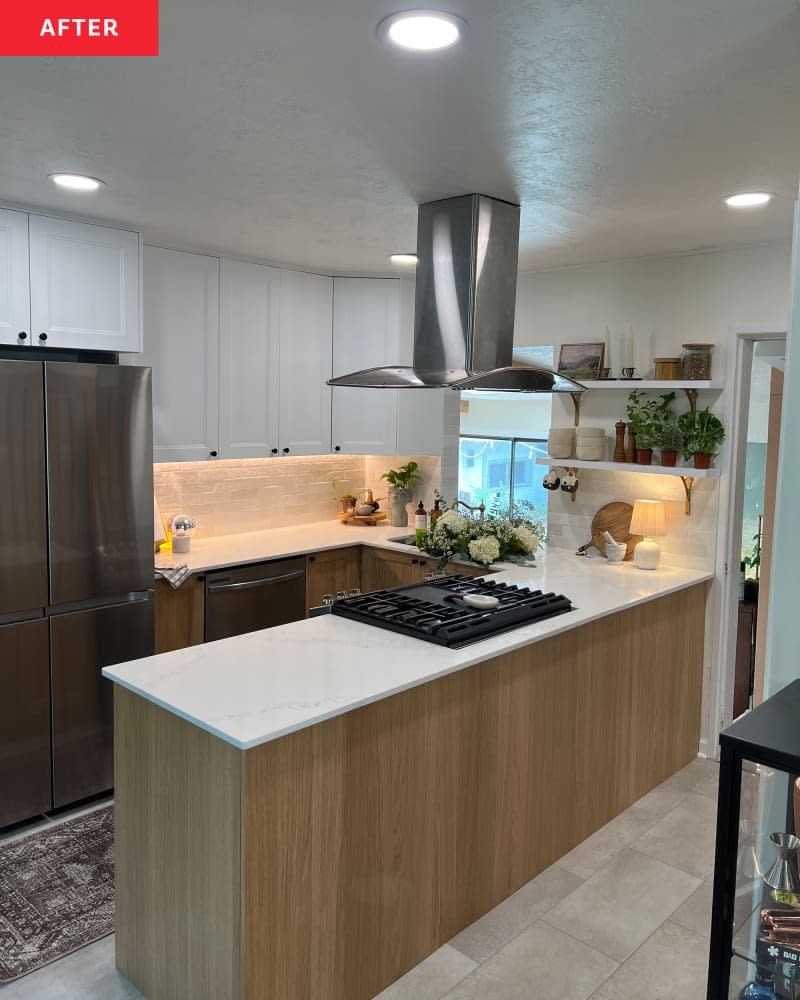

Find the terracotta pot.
xmin=660 ymin=450 xmax=678 ymax=467
xmin=693 ymin=452 xmax=712 ymax=469
xmin=636 ymin=448 xmax=653 ymax=465
xmin=339 ymin=497 xmax=356 ymax=513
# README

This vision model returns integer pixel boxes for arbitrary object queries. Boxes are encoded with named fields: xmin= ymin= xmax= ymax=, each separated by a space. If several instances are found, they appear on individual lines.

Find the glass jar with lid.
xmin=681 ymin=343 xmax=714 ymax=380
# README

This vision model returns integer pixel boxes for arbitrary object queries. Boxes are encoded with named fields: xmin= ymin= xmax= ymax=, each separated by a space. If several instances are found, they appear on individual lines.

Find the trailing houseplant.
xmin=678 ymin=407 xmax=725 ymax=468
xmin=380 ymin=461 xmax=422 ymax=527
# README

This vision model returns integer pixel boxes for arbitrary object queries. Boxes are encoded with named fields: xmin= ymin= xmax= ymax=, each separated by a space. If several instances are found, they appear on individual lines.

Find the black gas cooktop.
xmin=331 ymin=575 xmax=573 ymax=648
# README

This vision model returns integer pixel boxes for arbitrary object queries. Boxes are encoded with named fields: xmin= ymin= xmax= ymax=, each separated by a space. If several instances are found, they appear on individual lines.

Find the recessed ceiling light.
xmin=377 ymin=10 xmax=468 ymax=51
xmin=723 ymin=192 xmax=773 ymax=208
xmin=389 ymin=253 xmax=418 ymax=264
xmin=49 ymin=173 xmax=105 ymax=192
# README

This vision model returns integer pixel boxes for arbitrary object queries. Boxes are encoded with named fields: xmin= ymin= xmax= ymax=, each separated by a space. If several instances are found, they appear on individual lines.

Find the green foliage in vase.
xmin=380 ymin=461 xmax=421 ymax=490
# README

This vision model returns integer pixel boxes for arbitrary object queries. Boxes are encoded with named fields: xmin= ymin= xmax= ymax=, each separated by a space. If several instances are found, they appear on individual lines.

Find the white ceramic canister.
xmin=575 ymin=426 xmax=606 ymax=461
xmin=547 ymin=428 xmax=575 ymax=459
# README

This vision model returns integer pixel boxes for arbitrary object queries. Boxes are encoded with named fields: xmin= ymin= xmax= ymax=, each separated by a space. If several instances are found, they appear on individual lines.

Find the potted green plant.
xmin=678 ymin=407 xmax=725 ymax=468
xmin=626 ymin=390 xmax=659 ymax=465
xmin=380 ymin=461 xmax=422 ymax=526
xmin=654 ymin=419 xmax=683 ymax=467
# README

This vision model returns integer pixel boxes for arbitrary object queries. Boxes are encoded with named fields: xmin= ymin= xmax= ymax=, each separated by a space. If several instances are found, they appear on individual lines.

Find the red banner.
xmin=1 ymin=0 xmax=159 ymax=56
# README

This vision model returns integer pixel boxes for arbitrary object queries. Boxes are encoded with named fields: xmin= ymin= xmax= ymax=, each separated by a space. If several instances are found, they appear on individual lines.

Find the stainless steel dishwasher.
xmin=204 ymin=558 xmax=306 ymax=642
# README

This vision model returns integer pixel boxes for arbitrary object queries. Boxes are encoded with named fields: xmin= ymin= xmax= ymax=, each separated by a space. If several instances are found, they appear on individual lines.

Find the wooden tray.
xmin=337 ymin=511 xmax=387 ymax=526
xmin=577 ymin=501 xmax=642 ymax=560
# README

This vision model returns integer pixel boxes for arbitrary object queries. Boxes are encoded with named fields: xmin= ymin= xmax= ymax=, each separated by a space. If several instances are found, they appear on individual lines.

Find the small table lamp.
xmin=630 ymin=499 xmax=666 ymax=570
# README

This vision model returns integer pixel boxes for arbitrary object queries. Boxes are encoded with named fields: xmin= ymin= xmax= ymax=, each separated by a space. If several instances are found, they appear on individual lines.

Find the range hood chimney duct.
xmin=328 ymin=193 xmax=583 ymax=393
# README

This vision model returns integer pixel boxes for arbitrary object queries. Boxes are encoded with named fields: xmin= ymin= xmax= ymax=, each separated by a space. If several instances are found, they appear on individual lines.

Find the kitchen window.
xmin=458 ymin=436 xmax=549 ymax=515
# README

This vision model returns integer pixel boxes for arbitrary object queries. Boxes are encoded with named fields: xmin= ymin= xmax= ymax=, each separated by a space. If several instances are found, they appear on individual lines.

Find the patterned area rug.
xmin=0 ymin=805 xmax=114 ymax=982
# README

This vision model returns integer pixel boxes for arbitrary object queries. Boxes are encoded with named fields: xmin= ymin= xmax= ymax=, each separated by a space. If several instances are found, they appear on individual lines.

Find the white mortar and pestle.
xmin=603 ymin=530 xmax=627 ymax=564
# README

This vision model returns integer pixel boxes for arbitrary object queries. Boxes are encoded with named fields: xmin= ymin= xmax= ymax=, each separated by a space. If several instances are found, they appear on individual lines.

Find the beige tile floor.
xmin=0 ymin=758 xmax=722 ymax=1000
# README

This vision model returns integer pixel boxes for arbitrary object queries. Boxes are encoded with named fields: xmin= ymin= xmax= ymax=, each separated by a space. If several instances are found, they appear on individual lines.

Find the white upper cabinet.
xmin=331 ymin=276 xmax=446 ymax=456
xmin=140 ymin=247 xmax=220 ymax=462
xmin=219 ymin=259 xmax=280 ymax=459
xmin=0 ymin=209 xmax=31 ymax=347
xmin=29 ymin=215 xmax=141 ymax=352
xmin=278 ymin=270 xmax=332 ymax=456
xmin=332 ymin=278 xmax=402 ymax=455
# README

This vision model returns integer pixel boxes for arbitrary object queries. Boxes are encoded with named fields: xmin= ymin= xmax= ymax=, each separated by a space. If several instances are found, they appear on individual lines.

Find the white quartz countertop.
xmin=155 ymin=520 xmax=425 ymax=574
xmin=107 ymin=525 xmax=712 ymax=751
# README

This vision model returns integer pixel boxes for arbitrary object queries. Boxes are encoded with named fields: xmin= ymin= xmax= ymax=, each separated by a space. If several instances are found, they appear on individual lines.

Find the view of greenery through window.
xmin=458 ymin=436 xmax=549 ymax=516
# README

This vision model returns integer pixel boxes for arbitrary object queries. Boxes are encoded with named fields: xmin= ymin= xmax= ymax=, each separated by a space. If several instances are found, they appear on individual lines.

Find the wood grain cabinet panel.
xmin=114 ymin=584 xmax=707 ymax=1000
xmin=154 ymin=576 xmax=205 ymax=653
xmin=305 ymin=548 xmax=361 ymax=612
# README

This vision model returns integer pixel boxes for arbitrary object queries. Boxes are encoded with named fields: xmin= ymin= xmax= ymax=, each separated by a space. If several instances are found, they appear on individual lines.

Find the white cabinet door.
xmin=140 ymin=247 xmax=219 ymax=462
xmin=331 ymin=277 xmax=401 ymax=455
xmin=29 ymin=216 xmax=141 ymax=352
xmin=0 ymin=209 xmax=30 ymax=347
xmin=395 ymin=277 xmax=446 ymax=456
xmin=219 ymin=260 xmax=281 ymax=459
xmin=278 ymin=270 xmax=332 ymax=456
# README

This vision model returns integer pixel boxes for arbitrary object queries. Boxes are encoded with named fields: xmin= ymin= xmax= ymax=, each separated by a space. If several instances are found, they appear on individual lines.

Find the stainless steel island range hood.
xmin=328 ymin=193 xmax=584 ymax=394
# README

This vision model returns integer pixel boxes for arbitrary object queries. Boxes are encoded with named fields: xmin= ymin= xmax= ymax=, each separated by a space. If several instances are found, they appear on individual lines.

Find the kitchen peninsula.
xmin=105 ymin=536 xmax=711 ymax=1000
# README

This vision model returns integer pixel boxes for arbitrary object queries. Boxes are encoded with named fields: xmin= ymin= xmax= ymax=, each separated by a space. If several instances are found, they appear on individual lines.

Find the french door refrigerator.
xmin=0 ymin=360 xmax=154 ymax=827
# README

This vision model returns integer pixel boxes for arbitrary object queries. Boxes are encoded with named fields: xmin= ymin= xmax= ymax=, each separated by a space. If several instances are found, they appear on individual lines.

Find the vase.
xmin=388 ymin=487 xmax=414 ymax=527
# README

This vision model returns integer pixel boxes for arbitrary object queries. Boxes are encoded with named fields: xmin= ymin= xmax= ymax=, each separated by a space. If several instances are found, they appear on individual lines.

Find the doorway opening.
xmin=722 ymin=335 xmax=786 ymax=726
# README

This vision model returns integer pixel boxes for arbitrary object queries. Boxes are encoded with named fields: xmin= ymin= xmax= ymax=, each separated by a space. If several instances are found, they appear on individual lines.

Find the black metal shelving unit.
xmin=708 ymin=679 xmax=800 ymax=999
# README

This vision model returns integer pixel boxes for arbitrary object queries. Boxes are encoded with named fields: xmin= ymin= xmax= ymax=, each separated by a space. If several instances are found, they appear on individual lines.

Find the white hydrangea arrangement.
xmin=418 ymin=499 xmax=545 ymax=569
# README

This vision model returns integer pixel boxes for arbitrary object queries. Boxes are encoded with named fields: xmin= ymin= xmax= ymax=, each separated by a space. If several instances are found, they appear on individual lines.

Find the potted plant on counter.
xmin=380 ymin=461 xmax=422 ymax=526
xmin=678 ymin=407 xmax=725 ymax=468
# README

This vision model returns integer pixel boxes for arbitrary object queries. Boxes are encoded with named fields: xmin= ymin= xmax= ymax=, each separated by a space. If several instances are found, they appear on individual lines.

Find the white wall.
xmin=765 ymin=202 xmax=800 ymax=698
xmin=513 ymin=241 xmax=792 ymax=754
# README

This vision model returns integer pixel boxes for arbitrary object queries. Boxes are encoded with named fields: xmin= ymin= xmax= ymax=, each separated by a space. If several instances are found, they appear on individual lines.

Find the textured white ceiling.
xmin=0 ymin=0 xmax=798 ymax=275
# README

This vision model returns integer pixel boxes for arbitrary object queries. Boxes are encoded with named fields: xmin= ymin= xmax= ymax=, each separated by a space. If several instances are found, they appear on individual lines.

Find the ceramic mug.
xmin=621 ymin=367 xmax=635 ymax=378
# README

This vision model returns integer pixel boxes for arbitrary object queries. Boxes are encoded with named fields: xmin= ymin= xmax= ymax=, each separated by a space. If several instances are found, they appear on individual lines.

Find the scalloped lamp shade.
xmin=630 ymin=500 xmax=666 ymax=570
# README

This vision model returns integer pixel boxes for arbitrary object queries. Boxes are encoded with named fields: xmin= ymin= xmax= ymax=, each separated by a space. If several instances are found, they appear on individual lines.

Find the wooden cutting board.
xmin=577 ymin=502 xmax=642 ymax=560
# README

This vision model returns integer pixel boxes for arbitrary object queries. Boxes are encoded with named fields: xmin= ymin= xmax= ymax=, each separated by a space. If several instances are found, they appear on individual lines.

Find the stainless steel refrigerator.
xmin=0 ymin=360 xmax=154 ymax=827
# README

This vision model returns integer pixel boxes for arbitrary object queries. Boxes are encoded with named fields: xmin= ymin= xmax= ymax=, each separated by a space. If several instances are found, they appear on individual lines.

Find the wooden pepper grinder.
xmin=625 ymin=424 xmax=637 ymax=463
xmin=613 ymin=421 xmax=626 ymax=463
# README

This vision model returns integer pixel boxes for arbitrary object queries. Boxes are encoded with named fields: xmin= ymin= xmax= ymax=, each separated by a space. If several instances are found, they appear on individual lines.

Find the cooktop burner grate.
xmin=331 ymin=575 xmax=573 ymax=648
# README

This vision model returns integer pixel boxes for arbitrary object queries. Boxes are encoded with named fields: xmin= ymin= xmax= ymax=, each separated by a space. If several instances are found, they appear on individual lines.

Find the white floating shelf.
xmin=535 ymin=457 xmax=720 ymax=479
xmin=569 ymin=379 xmax=723 ymax=391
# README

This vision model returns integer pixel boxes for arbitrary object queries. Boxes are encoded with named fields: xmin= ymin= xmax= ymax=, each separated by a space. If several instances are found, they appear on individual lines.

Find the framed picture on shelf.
xmin=556 ymin=342 xmax=605 ymax=380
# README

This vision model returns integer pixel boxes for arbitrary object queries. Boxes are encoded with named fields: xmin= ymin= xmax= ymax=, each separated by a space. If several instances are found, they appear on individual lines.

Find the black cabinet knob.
xmin=38 ymin=332 xmax=48 ymax=342
xmin=271 ymin=448 xmax=278 ymax=454
xmin=334 ymin=445 xmax=341 ymax=452
xmin=308 ymin=555 xmax=316 ymax=563
xmin=282 ymin=447 xmax=290 ymax=454
xmin=18 ymin=331 xmax=27 ymax=340
xmin=210 ymin=450 xmax=217 ymax=457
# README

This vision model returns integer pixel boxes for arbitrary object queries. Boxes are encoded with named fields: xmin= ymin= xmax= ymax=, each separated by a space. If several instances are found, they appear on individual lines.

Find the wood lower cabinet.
xmin=305 ymin=547 xmax=361 ymax=612
xmin=361 ymin=547 xmax=493 ymax=593
xmin=154 ymin=547 xmax=491 ymax=652
xmin=155 ymin=576 xmax=206 ymax=653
